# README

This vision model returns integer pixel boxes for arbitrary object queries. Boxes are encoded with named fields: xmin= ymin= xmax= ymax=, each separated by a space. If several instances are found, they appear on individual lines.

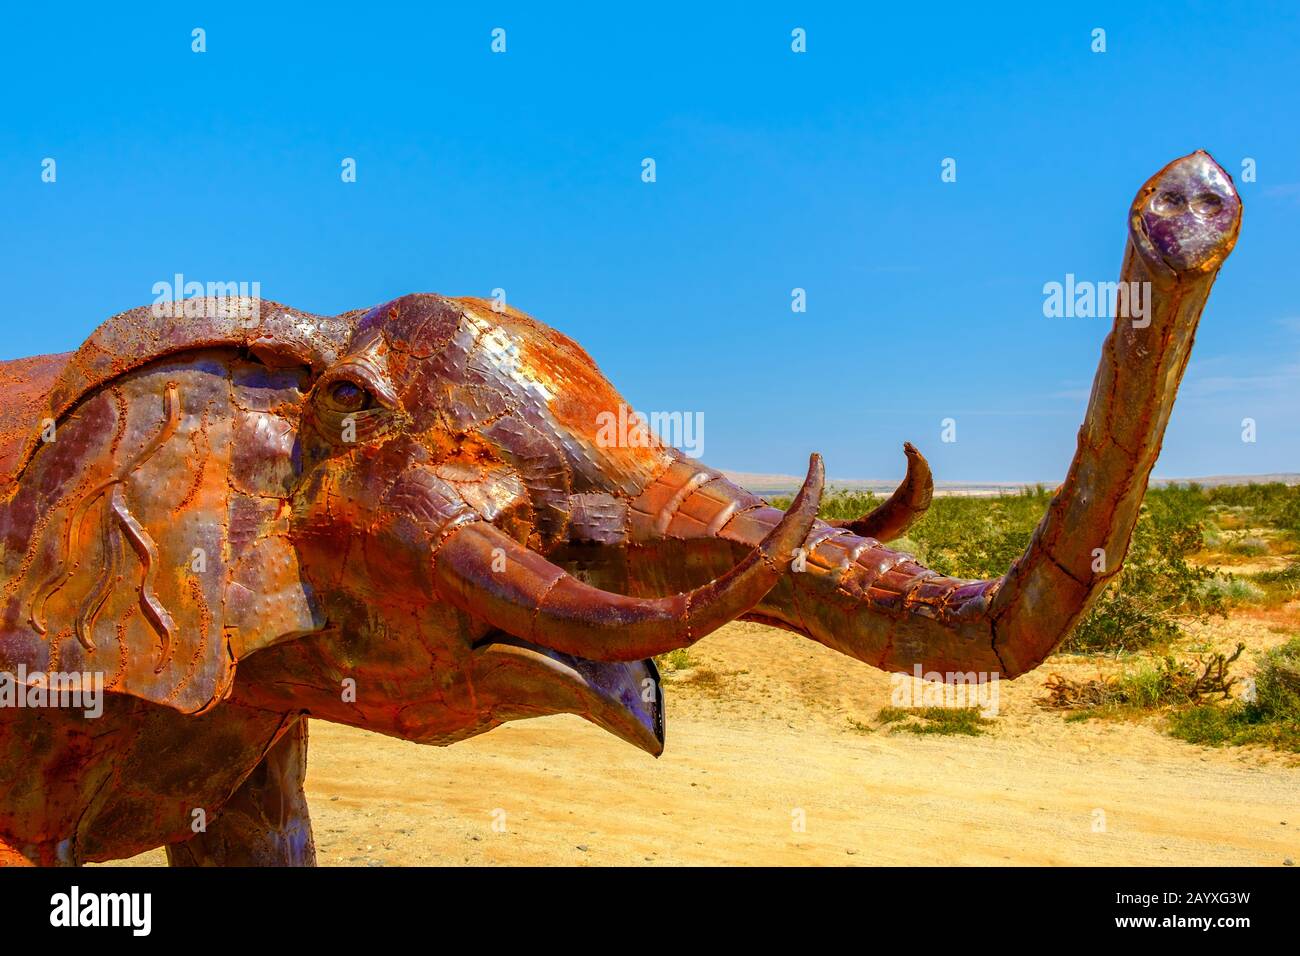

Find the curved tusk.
xmin=829 ymin=441 xmax=933 ymax=541
xmin=433 ymin=454 xmax=824 ymax=661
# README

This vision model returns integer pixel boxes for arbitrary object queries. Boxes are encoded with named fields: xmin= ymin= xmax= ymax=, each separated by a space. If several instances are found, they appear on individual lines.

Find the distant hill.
xmin=724 ymin=471 xmax=1300 ymax=499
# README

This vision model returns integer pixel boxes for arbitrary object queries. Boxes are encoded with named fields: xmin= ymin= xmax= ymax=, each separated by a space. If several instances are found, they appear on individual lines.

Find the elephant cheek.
xmin=359 ymin=511 xmax=442 ymax=602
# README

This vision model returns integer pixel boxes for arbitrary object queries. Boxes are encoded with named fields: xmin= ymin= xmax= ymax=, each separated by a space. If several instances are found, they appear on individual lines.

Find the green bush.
xmin=874 ymin=707 xmax=991 ymax=736
xmin=1197 ymin=575 xmax=1265 ymax=606
xmin=1227 ymin=535 xmax=1270 ymax=556
xmin=813 ymin=489 xmax=883 ymax=523
xmin=1258 ymin=561 xmax=1300 ymax=600
xmin=1208 ymin=482 xmax=1300 ymax=537
xmin=1066 ymin=495 xmax=1225 ymax=653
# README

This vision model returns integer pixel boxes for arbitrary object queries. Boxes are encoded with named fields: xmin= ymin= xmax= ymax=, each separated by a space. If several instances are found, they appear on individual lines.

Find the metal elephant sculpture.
xmin=0 ymin=151 xmax=1241 ymax=865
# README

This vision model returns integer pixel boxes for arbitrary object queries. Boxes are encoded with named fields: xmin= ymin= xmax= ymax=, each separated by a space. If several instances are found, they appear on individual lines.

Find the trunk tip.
xmin=1132 ymin=150 xmax=1242 ymax=275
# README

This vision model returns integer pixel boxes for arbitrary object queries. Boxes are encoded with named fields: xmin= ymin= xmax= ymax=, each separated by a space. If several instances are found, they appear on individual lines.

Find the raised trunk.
xmin=625 ymin=150 xmax=1241 ymax=679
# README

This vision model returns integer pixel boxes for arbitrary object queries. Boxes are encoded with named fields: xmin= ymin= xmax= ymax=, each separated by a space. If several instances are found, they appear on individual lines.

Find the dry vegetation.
xmin=766 ymin=482 xmax=1300 ymax=752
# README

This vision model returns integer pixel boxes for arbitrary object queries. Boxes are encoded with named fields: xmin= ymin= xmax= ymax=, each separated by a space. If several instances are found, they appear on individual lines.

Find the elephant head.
xmin=0 ymin=290 xmax=823 ymax=760
xmin=0 ymin=150 xmax=1241 ymax=765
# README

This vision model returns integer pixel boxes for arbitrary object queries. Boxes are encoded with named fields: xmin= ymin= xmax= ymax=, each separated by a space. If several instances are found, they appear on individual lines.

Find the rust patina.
xmin=0 ymin=151 xmax=1242 ymax=865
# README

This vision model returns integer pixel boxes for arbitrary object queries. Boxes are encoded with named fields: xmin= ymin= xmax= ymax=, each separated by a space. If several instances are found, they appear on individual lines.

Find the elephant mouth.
xmin=471 ymin=635 xmax=665 ymax=756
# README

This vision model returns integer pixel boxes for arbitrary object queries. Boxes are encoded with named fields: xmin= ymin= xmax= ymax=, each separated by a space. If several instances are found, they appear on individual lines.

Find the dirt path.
xmin=107 ymin=615 xmax=1300 ymax=866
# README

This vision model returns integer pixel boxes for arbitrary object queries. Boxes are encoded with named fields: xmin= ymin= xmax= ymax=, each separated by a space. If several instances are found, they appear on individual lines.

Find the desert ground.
xmin=107 ymin=610 xmax=1299 ymax=867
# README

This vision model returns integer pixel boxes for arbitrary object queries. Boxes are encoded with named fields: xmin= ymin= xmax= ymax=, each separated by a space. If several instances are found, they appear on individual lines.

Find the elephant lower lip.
xmin=470 ymin=635 xmax=665 ymax=756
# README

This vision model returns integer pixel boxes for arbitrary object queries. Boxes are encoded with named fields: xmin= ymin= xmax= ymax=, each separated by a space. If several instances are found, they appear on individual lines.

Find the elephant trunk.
xmin=627 ymin=150 xmax=1241 ymax=679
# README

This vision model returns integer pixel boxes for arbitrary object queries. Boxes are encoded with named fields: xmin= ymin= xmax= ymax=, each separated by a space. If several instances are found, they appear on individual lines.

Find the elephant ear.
xmin=0 ymin=299 xmax=353 ymax=713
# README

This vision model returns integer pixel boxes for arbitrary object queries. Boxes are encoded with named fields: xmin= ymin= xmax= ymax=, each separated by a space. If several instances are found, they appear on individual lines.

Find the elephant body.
xmin=0 ymin=151 xmax=1242 ymax=865
xmin=0 ymin=689 xmax=294 ymax=865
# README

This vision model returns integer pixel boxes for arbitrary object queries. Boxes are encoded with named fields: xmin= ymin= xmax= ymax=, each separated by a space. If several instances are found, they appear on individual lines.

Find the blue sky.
xmin=3 ymin=2 xmax=1297 ymax=481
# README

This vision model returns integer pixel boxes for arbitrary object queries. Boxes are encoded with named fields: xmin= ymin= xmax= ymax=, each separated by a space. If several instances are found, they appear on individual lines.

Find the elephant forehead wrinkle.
xmin=435 ymin=465 xmax=527 ymax=523
xmin=433 ymin=460 xmax=492 ymax=482
xmin=441 ymin=311 xmax=667 ymax=503
xmin=483 ymin=415 xmax=569 ymax=488
xmin=556 ymin=430 xmax=639 ymax=495
xmin=444 ymin=382 xmax=511 ymax=431
xmin=441 ymin=320 xmax=481 ymax=372
xmin=481 ymin=414 xmax=572 ymax=539
xmin=365 ymin=294 xmax=460 ymax=359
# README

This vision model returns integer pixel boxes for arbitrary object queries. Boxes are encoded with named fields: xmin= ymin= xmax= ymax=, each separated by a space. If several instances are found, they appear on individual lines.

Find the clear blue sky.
xmin=3 ymin=2 xmax=1297 ymax=481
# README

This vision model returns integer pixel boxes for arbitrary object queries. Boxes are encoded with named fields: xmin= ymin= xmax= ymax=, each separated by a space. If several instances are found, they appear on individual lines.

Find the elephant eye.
xmin=328 ymin=380 xmax=372 ymax=412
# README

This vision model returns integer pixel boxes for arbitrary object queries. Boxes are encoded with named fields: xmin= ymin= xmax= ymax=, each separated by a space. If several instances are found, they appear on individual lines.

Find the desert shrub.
xmin=1066 ymin=498 xmax=1226 ymax=653
xmin=874 ymin=707 xmax=991 ymax=736
xmin=1227 ymin=535 xmax=1270 ymax=556
xmin=656 ymin=648 xmax=693 ymax=672
xmin=1258 ymin=561 xmax=1300 ymax=600
xmin=1280 ymin=495 xmax=1300 ymax=536
xmin=901 ymin=487 xmax=1049 ymax=577
xmin=813 ymin=489 xmax=883 ymax=523
xmin=1041 ymin=644 xmax=1244 ymax=712
xmin=1148 ymin=482 xmax=1211 ymax=528
xmin=1167 ymin=706 xmax=1300 ymax=751
xmin=1254 ymin=638 xmax=1300 ymax=717
xmin=1168 ymin=638 xmax=1300 ymax=752
xmin=1208 ymin=482 xmax=1300 ymax=536
xmin=1197 ymin=575 xmax=1265 ymax=606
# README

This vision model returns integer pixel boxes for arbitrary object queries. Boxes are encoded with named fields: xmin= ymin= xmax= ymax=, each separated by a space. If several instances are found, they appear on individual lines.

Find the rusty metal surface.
xmin=829 ymin=441 xmax=934 ymax=541
xmin=0 ymin=151 xmax=1242 ymax=865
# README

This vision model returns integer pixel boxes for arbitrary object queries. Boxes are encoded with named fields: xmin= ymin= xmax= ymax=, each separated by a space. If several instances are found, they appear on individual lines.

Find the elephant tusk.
xmin=432 ymin=454 xmax=824 ymax=661
xmin=828 ymin=442 xmax=933 ymax=542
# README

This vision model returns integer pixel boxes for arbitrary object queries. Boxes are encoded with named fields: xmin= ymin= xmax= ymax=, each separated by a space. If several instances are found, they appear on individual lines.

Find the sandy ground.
xmin=103 ymin=605 xmax=1300 ymax=867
